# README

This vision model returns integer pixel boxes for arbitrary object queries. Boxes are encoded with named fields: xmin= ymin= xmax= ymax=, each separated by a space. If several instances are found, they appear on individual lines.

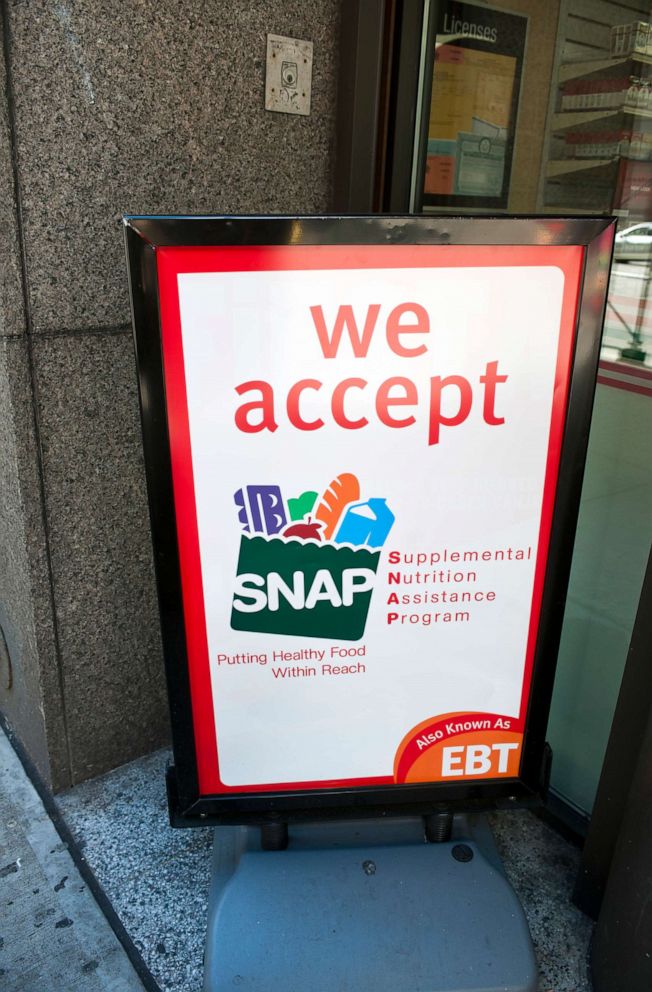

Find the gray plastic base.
xmin=203 ymin=814 xmax=537 ymax=992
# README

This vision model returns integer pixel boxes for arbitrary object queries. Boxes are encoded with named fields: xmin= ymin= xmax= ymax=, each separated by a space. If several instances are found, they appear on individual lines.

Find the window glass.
xmin=416 ymin=0 xmax=652 ymax=818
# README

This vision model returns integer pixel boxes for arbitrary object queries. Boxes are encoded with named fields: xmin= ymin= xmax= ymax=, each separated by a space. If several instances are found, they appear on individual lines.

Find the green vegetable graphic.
xmin=288 ymin=490 xmax=318 ymax=521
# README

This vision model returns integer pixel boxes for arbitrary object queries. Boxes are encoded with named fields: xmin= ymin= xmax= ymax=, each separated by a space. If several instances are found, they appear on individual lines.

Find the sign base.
xmin=203 ymin=814 xmax=537 ymax=992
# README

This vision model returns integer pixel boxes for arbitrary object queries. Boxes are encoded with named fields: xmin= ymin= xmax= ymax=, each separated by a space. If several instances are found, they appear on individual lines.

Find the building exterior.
xmin=0 ymin=2 xmax=340 ymax=792
xmin=0 ymin=2 xmax=650 ymax=905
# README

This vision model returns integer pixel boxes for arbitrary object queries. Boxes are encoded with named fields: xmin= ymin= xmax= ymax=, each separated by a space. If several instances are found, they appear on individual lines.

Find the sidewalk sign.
xmin=125 ymin=215 xmax=614 ymax=826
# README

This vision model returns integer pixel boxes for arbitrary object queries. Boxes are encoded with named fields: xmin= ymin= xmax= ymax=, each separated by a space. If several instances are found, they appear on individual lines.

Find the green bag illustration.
xmin=230 ymin=535 xmax=380 ymax=641
xmin=230 ymin=474 xmax=393 ymax=641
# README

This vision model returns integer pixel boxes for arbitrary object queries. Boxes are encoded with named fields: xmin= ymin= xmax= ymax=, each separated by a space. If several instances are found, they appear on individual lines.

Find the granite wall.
xmin=0 ymin=2 xmax=340 ymax=791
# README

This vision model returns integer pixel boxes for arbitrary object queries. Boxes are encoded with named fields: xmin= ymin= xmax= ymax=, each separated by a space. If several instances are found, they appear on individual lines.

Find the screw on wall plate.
xmin=362 ymin=860 xmax=376 ymax=875
xmin=452 ymin=844 xmax=474 ymax=863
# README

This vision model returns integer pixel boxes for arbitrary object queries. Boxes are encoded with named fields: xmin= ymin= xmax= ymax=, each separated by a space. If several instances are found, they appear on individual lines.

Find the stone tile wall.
xmin=0 ymin=2 xmax=340 ymax=789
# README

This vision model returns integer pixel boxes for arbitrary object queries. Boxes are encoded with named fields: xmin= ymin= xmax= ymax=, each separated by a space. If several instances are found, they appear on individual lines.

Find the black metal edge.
xmin=332 ymin=0 xmax=387 ymax=212
xmin=124 ymin=214 xmax=615 ymax=826
xmin=520 ymin=220 xmax=616 ymax=790
xmin=124 ymin=224 xmax=200 ymax=810
xmin=166 ymin=763 xmax=538 ymax=827
xmin=0 ymin=711 xmax=162 ymax=992
xmin=124 ymin=213 xmax=613 ymax=248
xmin=382 ymin=0 xmax=427 ymax=212
xmin=573 ymin=542 xmax=652 ymax=919
xmin=410 ymin=0 xmax=439 ymax=213
xmin=537 ymin=786 xmax=590 ymax=848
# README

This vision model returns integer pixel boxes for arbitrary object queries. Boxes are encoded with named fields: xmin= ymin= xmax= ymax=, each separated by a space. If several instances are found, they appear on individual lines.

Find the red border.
xmin=156 ymin=244 xmax=584 ymax=796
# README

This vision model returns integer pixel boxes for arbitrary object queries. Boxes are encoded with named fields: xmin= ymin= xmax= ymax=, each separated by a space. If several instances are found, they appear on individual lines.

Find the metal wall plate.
xmin=265 ymin=34 xmax=313 ymax=116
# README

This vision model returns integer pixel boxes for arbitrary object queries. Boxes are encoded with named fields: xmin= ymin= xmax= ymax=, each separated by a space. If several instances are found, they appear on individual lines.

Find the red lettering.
xmin=375 ymin=377 xmax=417 ymax=428
xmin=331 ymin=378 xmax=368 ymax=430
xmin=234 ymin=381 xmax=278 ymax=434
xmin=480 ymin=360 xmax=508 ymax=425
xmin=386 ymin=303 xmax=429 ymax=357
xmin=286 ymin=379 xmax=324 ymax=431
xmin=428 ymin=375 xmax=472 ymax=445
xmin=310 ymin=304 xmax=380 ymax=358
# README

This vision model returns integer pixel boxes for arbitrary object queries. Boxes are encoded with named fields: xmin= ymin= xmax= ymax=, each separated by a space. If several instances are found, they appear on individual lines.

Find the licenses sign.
xmin=125 ymin=216 xmax=613 ymax=825
xmin=421 ymin=2 xmax=527 ymax=209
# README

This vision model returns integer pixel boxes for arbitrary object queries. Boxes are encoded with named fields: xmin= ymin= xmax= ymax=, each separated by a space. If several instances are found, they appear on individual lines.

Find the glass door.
xmin=394 ymin=0 xmax=652 ymax=825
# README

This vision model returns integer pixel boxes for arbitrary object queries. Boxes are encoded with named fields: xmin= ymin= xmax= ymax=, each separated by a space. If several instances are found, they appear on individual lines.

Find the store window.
xmin=372 ymin=0 xmax=652 ymax=824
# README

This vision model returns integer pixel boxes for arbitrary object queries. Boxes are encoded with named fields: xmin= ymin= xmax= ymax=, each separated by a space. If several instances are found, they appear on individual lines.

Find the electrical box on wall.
xmin=265 ymin=34 xmax=313 ymax=116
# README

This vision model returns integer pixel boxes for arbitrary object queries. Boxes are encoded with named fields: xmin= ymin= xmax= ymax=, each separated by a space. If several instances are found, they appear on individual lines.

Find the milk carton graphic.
xmin=334 ymin=498 xmax=395 ymax=549
xmin=230 ymin=474 xmax=394 ymax=641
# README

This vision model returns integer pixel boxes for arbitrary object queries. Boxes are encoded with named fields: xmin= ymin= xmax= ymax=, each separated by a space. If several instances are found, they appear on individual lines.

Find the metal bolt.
xmin=452 ymin=844 xmax=474 ymax=863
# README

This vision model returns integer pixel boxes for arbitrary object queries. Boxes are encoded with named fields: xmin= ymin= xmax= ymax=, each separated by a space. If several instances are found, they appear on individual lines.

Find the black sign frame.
xmin=125 ymin=215 xmax=614 ymax=827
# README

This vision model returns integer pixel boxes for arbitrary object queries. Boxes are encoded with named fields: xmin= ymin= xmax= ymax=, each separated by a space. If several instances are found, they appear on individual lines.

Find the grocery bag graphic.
xmin=230 ymin=474 xmax=394 ymax=641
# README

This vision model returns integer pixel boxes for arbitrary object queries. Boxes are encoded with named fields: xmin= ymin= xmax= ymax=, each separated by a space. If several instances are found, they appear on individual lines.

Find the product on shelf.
xmin=611 ymin=21 xmax=652 ymax=58
xmin=563 ymin=129 xmax=628 ymax=159
xmin=563 ymin=128 xmax=652 ymax=161
xmin=560 ymin=77 xmax=652 ymax=113
xmin=562 ymin=79 xmax=623 ymax=112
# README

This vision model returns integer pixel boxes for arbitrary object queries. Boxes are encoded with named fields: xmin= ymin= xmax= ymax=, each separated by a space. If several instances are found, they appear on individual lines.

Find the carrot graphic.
xmin=315 ymin=473 xmax=360 ymax=540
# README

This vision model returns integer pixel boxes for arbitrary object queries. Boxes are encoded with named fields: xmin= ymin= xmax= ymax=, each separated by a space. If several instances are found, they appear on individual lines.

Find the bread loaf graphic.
xmin=315 ymin=473 xmax=360 ymax=540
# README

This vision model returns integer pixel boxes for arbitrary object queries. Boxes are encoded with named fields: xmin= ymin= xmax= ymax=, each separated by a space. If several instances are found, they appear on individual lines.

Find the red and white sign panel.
xmin=155 ymin=243 xmax=583 ymax=797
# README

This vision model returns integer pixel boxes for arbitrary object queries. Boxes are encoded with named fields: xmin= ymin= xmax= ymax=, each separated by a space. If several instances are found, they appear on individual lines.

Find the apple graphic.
xmin=283 ymin=516 xmax=323 ymax=541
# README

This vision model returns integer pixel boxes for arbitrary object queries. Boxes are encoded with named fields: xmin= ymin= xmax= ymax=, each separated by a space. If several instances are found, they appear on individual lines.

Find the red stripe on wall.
xmin=597 ymin=375 xmax=652 ymax=397
xmin=599 ymin=359 xmax=652 ymax=382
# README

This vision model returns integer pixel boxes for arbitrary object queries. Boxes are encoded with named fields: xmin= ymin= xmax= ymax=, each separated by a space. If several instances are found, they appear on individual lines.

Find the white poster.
xmin=157 ymin=244 xmax=581 ymax=794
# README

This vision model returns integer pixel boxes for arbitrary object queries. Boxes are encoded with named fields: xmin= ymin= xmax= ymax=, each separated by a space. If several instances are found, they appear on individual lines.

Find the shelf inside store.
xmin=547 ymin=157 xmax=619 ymax=178
xmin=552 ymin=106 xmax=652 ymax=130
xmin=559 ymin=52 xmax=652 ymax=84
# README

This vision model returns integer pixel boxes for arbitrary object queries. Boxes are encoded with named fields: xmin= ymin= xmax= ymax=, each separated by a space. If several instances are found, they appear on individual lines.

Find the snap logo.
xmin=230 ymin=473 xmax=395 ymax=640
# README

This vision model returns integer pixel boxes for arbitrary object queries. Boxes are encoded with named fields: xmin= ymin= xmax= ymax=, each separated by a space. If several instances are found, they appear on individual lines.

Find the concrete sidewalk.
xmin=0 ymin=726 xmax=147 ymax=991
xmin=54 ymin=749 xmax=595 ymax=992
xmin=2 ymin=724 xmax=596 ymax=992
